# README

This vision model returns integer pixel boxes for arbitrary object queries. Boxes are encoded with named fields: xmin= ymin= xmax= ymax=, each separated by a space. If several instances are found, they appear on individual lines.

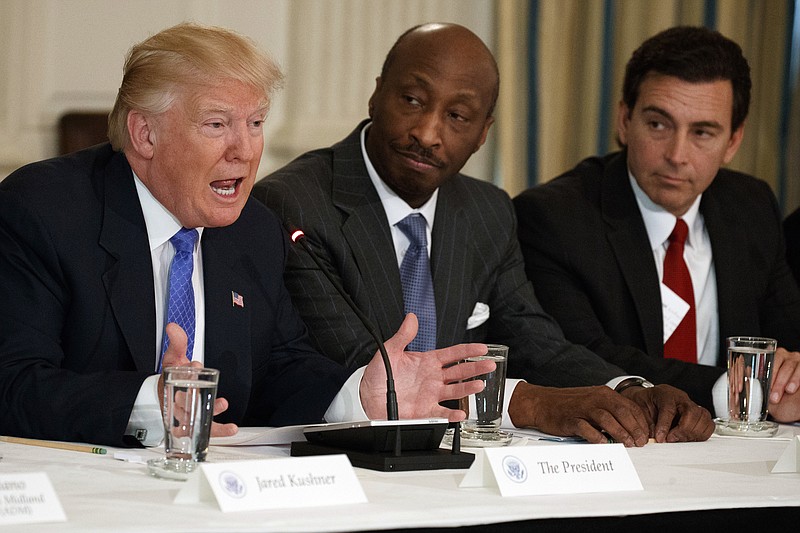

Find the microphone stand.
xmin=287 ymin=228 xmax=473 ymax=471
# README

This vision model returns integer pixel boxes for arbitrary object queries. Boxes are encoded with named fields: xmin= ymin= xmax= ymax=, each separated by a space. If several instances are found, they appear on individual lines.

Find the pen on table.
xmin=0 ymin=436 xmax=108 ymax=455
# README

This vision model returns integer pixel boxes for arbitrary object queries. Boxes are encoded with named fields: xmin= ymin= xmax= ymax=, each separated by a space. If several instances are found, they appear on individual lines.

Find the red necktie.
xmin=662 ymin=219 xmax=697 ymax=363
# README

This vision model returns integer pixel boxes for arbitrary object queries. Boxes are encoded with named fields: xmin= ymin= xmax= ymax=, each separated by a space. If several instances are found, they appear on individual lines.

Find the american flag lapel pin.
xmin=231 ymin=291 xmax=244 ymax=308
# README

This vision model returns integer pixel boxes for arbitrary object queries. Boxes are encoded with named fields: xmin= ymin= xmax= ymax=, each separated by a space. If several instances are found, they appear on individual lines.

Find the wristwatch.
xmin=615 ymin=377 xmax=655 ymax=394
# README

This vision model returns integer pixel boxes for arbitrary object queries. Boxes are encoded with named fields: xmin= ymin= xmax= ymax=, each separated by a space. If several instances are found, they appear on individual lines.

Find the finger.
xmin=213 ymin=397 xmax=229 ymax=416
xmin=688 ymin=407 xmax=716 ymax=441
xmin=570 ymin=419 xmax=614 ymax=445
xmin=162 ymin=323 xmax=191 ymax=369
xmin=423 ymin=402 xmax=468 ymax=422
xmin=736 ymin=358 xmax=745 ymax=394
xmin=652 ymin=395 xmax=677 ymax=443
xmin=783 ymin=359 xmax=800 ymax=395
xmin=615 ymin=390 xmax=655 ymax=445
xmin=443 ymin=359 xmax=496 ymax=383
xmin=383 ymin=313 xmax=418 ymax=354
xmin=435 ymin=343 xmax=489 ymax=367
xmin=210 ymin=422 xmax=239 ymax=437
xmin=440 ymin=380 xmax=486 ymax=402
xmin=589 ymin=390 xmax=649 ymax=448
xmin=667 ymin=404 xmax=713 ymax=442
xmin=770 ymin=349 xmax=800 ymax=402
xmin=594 ymin=404 xmax=648 ymax=447
xmin=769 ymin=349 xmax=788 ymax=402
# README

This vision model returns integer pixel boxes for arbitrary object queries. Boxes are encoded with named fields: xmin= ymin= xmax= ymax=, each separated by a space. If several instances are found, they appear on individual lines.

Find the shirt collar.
xmin=133 ymin=172 xmax=204 ymax=251
xmin=360 ymin=122 xmax=438 ymax=228
xmin=628 ymin=169 xmax=701 ymax=251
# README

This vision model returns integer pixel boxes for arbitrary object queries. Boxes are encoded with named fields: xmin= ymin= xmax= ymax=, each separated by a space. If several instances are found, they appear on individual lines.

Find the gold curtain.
xmin=494 ymin=0 xmax=800 ymax=212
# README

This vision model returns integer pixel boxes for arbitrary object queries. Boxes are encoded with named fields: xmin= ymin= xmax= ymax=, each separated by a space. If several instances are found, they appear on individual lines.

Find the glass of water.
xmin=148 ymin=366 xmax=219 ymax=480
xmin=714 ymin=337 xmax=778 ymax=437
xmin=456 ymin=344 xmax=511 ymax=447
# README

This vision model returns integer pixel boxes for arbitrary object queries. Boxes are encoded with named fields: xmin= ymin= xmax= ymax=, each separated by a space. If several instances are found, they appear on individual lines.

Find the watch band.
xmin=615 ymin=377 xmax=654 ymax=394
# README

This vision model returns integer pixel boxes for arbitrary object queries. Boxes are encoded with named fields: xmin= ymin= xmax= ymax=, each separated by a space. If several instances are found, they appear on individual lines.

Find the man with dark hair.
xmin=515 ymin=26 xmax=800 ymax=421
xmin=255 ymin=23 xmax=714 ymax=446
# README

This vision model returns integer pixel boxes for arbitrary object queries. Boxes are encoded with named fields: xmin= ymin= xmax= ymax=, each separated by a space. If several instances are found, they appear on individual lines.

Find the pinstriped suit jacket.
xmin=253 ymin=122 xmax=625 ymax=387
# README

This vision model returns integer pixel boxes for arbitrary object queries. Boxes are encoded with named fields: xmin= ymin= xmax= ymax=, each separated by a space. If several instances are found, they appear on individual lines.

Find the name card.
xmin=176 ymin=455 xmax=367 ymax=512
xmin=0 ymin=473 xmax=66 ymax=525
xmin=772 ymin=435 xmax=800 ymax=473
xmin=460 ymin=444 xmax=642 ymax=496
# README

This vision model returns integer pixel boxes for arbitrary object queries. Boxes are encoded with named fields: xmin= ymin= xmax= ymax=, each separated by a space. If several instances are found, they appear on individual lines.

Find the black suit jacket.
xmin=252 ymin=122 xmax=625 ymax=388
xmin=513 ymin=151 xmax=800 ymax=410
xmin=782 ymin=207 xmax=800 ymax=286
xmin=0 ymin=144 xmax=349 ymax=446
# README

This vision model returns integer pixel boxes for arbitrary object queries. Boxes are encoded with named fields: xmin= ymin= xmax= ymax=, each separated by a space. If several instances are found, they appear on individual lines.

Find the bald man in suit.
xmin=255 ymin=23 xmax=714 ymax=445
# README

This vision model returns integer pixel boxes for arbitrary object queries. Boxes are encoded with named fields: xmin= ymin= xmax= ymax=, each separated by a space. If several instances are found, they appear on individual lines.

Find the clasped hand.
xmin=507 ymin=381 xmax=714 ymax=447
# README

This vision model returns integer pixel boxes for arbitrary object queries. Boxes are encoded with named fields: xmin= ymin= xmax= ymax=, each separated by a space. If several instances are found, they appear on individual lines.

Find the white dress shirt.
xmin=629 ymin=173 xmax=720 ymax=365
xmin=125 ymin=174 xmax=365 ymax=446
xmin=628 ymin=172 xmax=727 ymax=415
xmin=358 ymin=125 xmax=636 ymax=428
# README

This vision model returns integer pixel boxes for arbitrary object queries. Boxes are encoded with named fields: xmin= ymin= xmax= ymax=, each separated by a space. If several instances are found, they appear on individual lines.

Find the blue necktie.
xmin=160 ymin=227 xmax=199 ymax=370
xmin=397 ymin=214 xmax=437 ymax=352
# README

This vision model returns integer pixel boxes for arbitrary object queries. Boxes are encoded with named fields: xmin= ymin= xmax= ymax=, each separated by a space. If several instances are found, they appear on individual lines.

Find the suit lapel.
xmin=430 ymin=180 xmax=471 ymax=347
xmin=601 ymin=153 xmax=664 ymax=357
xmin=98 ymin=152 xmax=157 ymax=371
xmin=331 ymin=129 xmax=406 ymax=340
xmin=701 ymin=180 xmax=741 ymax=360
xmin=199 ymin=227 xmax=251 ymax=398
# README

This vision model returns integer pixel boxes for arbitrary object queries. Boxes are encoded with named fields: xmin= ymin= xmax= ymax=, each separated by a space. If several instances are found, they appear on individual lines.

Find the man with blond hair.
xmin=0 ymin=23 xmax=494 ymax=447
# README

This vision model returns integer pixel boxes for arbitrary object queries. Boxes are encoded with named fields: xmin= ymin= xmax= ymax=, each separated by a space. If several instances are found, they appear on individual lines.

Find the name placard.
xmin=772 ymin=435 xmax=800 ymax=473
xmin=176 ymin=455 xmax=367 ymax=512
xmin=460 ymin=444 xmax=642 ymax=496
xmin=0 ymin=473 xmax=66 ymax=525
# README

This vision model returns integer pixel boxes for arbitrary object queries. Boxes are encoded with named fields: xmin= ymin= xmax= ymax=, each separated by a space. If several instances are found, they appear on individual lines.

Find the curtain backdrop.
xmin=495 ymin=0 xmax=800 ymax=215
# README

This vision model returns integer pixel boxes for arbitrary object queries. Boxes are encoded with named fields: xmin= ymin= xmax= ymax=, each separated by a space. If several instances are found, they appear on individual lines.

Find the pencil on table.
xmin=0 ymin=436 xmax=107 ymax=455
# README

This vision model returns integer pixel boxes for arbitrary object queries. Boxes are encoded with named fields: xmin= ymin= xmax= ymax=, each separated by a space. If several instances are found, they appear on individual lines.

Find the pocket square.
xmin=466 ymin=302 xmax=490 ymax=330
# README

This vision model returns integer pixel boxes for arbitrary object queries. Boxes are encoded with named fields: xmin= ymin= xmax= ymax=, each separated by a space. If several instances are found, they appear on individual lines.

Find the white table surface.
xmin=2 ymin=426 xmax=800 ymax=532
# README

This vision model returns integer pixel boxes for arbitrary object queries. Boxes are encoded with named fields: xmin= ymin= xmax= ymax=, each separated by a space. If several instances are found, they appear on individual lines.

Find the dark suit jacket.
xmin=513 ymin=151 xmax=800 ymax=410
xmin=0 ymin=144 xmax=349 ymax=446
xmin=783 ymin=207 xmax=800 ymax=286
xmin=252 ymin=122 xmax=625 ymax=388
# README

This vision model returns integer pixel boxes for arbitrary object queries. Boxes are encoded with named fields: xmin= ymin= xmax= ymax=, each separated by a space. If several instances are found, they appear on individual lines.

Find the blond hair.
xmin=108 ymin=22 xmax=283 ymax=151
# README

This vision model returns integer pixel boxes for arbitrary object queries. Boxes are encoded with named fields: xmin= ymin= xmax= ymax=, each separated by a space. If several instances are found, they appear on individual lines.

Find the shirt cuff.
xmin=606 ymin=375 xmax=641 ymax=390
xmin=712 ymin=373 xmax=727 ymax=418
xmin=125 ymin=374 xmax=164 ymax=447
xmin=325 ymin=366 xmax=368 ymax=422
xmin=501 ymin=379 xmax=525 ymax=428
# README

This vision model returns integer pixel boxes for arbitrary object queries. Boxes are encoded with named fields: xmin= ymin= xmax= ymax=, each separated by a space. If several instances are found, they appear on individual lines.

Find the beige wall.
xmin=0 ymin=0 xmax=495 ymax=181
xmin=3 ymin=0 xmax=797 ymax=212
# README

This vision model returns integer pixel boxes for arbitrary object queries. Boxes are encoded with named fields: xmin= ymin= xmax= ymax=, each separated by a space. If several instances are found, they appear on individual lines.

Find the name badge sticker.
xmin=661 ymin=283 xmax=690 ymax=343
xmin=176 ymin=455 xmax=367 ymax=512
xmin=0 ymin=472 xmax=66 ymax=525
xmin=461 ymin=444 xmax=642 ymax=497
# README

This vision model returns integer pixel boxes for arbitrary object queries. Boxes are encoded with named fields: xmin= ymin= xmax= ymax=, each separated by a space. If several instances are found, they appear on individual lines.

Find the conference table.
xmin=2 ymin=424 xmax=800 ymax=532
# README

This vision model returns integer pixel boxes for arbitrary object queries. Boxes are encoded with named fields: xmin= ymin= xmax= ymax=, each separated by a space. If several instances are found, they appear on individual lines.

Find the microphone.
xmin=286 ymin=226 xmax=474 ymax=471
xmin=289 ymin=227 xmax=398 ymax=422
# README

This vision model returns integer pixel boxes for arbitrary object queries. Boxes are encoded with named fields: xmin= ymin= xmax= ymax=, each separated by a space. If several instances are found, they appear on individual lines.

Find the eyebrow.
xmin=641 ymin=105 xmax=725 ymax=132
xmin=407 ymin=74 xmax=482 ymax=105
